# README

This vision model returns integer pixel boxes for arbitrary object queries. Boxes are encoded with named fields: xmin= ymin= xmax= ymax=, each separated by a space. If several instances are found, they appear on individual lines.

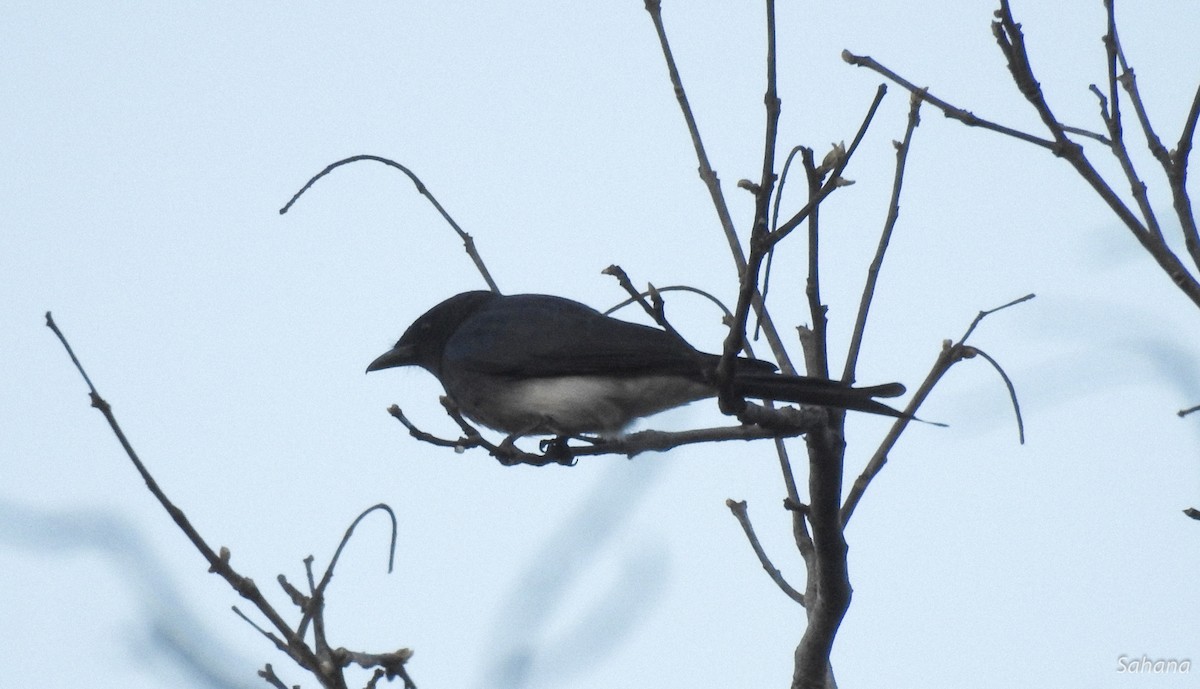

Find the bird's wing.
xmin=444 ymin=294 xmax=753 ymax=379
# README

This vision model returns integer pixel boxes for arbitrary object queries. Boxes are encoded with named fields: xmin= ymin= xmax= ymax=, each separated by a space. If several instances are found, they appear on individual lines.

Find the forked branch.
xmin=46 ymin=312 xmax=414 ymax=689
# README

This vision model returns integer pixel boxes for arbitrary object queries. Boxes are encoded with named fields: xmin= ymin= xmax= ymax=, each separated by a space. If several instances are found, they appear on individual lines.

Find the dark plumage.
xmin=367 ymin=291 xmax=906 ymax=435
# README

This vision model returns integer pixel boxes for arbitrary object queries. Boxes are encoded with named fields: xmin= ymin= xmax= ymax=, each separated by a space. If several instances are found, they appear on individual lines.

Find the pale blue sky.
xmin=4 ymin=2 xmax=1199 ymax=688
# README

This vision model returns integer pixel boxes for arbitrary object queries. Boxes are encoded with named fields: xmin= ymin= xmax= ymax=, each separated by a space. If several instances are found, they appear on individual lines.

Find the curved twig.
xmin=841 ymin=294 xmax=1034 ymax=526
xmin=604 ymin=283 xmax=734 ymax=323
xmin=303 ymin=504 xmax=399 ymax=641
xmin=968 ymin=346 xmax=1025 ymax=444
xmin=280 ymin=154 xmax=499 ymax=294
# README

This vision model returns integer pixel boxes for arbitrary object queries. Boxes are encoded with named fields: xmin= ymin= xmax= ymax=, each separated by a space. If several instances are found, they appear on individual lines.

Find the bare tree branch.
xmin=841 ymin=294 xmax=1034 ymax=526
xmin=642 ymin=0 xmax=793 ymax=373
xmin=387 ymin=399 xmax=830 ymax=466
xmin=1102 ymin=0 xmax=1200 ymax=269
xmin=46 ymin=312 xmax=414 ymax=689
xmin=847 ymin=2 xmax=1200 ymax=310
xmin=1170 ymin=83 xmax=1200 ymax=270
xmin=793 ymin=420 xmax=849 ymax=689
xmin=1094 ymin=1 xmax=1163 ymax=241
xmin=842 ymin=49 xmax=1056 ymax=149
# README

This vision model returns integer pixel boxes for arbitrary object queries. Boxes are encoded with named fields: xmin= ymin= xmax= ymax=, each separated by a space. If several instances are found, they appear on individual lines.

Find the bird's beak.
xmin=365 ymin=344 xmax=417 ymax=373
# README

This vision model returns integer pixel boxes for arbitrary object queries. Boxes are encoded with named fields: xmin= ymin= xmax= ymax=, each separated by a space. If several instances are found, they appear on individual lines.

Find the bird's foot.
xmin=538 ymin=436 xmax=579 ymax=465
xmin=493 ymin=434 xmax=527 ymax=466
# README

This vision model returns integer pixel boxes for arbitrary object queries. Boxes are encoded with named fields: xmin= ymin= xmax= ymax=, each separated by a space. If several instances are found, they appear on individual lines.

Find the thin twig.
xmin=757 ymin=0 xmax=781 ymax=204
xmin=848 ymin=27 xmax=1200 ymax=312
xmin=842 ymin=50 xmax=1055 ymax=150
xmin=969 ymin=346 xmax=1025 ymax=444
xmin=601 ymin=266 xmax=685 ymax=340
xmin=390 ymin=405 xmax=476 ymax=449
xmin=1097 ymin=1 xmax=1163 ymax=240
xmin=233 ymin=606 xmax=290 ymax=656
xmin=726 ymin=500 xmax=805 ymax=606
xmin=752 ymin=0 xmax=782 ymax=305
xmin=959 ymin=292 xmax=1035 ymax=342
xmin=47 ymin=312 xmax=412 ymax=688
xmin=770 ymin=87 xmax=887 ymax=245
xmin=801 ymin=147 xmax=829 ymax=380
xmin=297 ymin=505 xmax=399 ymax=639
xmin=257 ymin=664 xmax=291 ymax=689
xmin=1171 ymin=83 xmax=1200 ymax=272
xmin=772 ymin=437 xmax=814 ymax=560
xmin=390 ymin=399 xmax=827 ymax=465
xmin=1060 ymin=123 xmax=1112 ymax=145
xmin=642 ymin=0 xmax=792 ymax=374
xmin=604 ymin=284 xmax=734 ymax=322
xmin=642 ymin=0 xmax=737 ymax=259
xmin=747 ymin=0 xmax=784 ymax=369
xmin=841 ymin=294 xmax=1034 ymax=525
xmin=843 ymin=92 xmax=924 ymax=384
xmin=757 ymin=145 xmax=807 ymax=341
xmin=279 ymin=154 xmax=500 ymax=294
xmin=45 ymin=312 xmax=309 ymax=662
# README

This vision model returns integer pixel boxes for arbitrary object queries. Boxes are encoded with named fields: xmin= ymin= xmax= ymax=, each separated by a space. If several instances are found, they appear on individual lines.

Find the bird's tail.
xmin=731 ymin=372 xmax=910 ymax=419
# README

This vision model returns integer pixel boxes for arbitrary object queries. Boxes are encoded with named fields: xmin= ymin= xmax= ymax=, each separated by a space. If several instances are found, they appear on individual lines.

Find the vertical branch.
xmin=1104 ymin=0 xmax=1200 ymax=269
xmin=756 ymin=0 xmax=782 ymax=220
xmin=643 ymin=0 xmax=740 ymax=260
xmin=993 ymin=1 xmax=1147 ymax=239
xmin=774 ymin=437 xmax=814 ymax=563
xmin=991 ymin=0 xmax=1200 ymax=308
xmin=1171 ymin=84 xmax=1200 ymax=270
xmin=843 ymin=93 xmax=923 ymax=383
xmin=1097 ymin=0 xmax=1162 ymax=240
xmin=754 ymin=2 xmax=821 ymax=625
xmin=993 ymin=2 xmax=1140 ymax=233
xmin=793 ymin=421 xmax=849 ymax=689
xmin=802 ymin=148 xmax=829 ymax=379
xmin=787 ymin=87 xmax=887 ymax=689
xmin=753 ymin=0 xmax=785 ymax=366
xmin=718 ymin=224 xmax=775 ymax=414
xmin=643 ymin=0 xmax=792 ymax=373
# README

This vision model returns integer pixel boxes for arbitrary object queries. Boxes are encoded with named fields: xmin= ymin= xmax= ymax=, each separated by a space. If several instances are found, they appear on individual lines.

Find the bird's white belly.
xmin=461 ymin=374 xmax=713 ymax=435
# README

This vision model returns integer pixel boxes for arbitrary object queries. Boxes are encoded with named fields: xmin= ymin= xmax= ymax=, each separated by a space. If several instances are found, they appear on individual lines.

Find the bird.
xmin=366 ymin=291 xmax=908 ymax=436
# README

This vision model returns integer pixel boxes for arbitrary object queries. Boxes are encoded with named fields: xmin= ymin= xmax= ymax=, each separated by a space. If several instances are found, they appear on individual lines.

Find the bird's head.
xmin=366 ymin=290 xmax=497 ymax=376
